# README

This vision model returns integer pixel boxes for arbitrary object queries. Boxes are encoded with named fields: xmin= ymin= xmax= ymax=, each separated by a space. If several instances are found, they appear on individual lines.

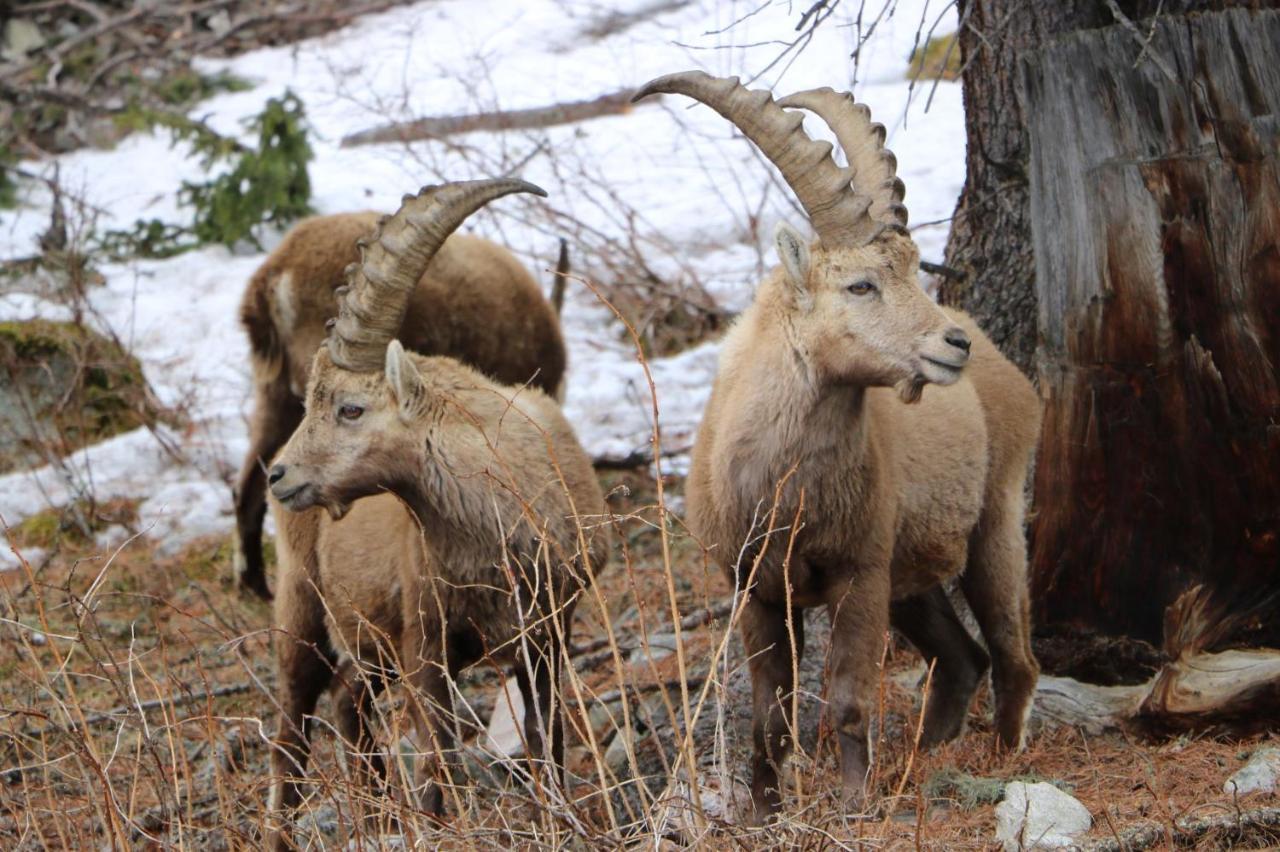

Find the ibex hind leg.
xmin=891 ymin=584 xmax=990 ymax=748
xmin=234 ymin=379 xmax=303 ymax=600
xmin=960 ymin=493 xmax=1038 ymax=752
xmin=514 ymin=631 xmax=564 ymax=790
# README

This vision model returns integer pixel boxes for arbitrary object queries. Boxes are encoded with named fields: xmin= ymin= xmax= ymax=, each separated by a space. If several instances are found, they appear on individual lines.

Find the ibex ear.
xmin=774 ymin=222 xmax=812 ymax=310
xmin=385 ymin=340 xmax=424 ymax=422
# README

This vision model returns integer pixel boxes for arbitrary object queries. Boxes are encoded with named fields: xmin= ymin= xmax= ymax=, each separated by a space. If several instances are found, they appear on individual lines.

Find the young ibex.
xmin=635 ymin=73 xmax=1041 ymax=817
xmin=264 ymin=179 xmax=607 ymax=846
xmin=234 ymin=209 xmax=568 ymax=599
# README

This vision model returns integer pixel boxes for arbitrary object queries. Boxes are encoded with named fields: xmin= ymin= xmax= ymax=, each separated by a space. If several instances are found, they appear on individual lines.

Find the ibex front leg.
xmin=401 ymin=606 xmax=458 ymax=818
xmin=741 ymin=596 xmax=805 ymax=821
xmin=825 ymin=566 xmax=890 ymax=814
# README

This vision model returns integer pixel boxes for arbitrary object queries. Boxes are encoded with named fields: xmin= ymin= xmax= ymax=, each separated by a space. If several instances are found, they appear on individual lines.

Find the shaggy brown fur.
xmin=686 ymin=224 xmax=1042 ymax=818
xmin=264 ymin=344 xmax=607 ymax=848
xmin=233 ymin=212 xmax=567 ymax=599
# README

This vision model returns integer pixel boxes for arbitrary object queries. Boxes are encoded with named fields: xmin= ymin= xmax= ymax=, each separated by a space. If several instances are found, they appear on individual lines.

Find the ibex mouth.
xmin=920 ymin=356 xmax=965 ymax=385
xmin=273 ymin=481 xmax=318 ymax=512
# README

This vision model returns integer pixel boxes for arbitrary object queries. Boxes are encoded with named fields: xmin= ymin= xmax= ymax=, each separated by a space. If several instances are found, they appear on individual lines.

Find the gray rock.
xmin=2 ymin=19 xmax=44 ymax=62
xmin=994 ymin=781 xmax=1091 ymax=850
xmin=1224 ymin=747 xmax=1280 ymax=796
xmin=628 ymin=632 xmax=679 ymax=667
xmin=482 ymin=676 xmax=525 ymax=758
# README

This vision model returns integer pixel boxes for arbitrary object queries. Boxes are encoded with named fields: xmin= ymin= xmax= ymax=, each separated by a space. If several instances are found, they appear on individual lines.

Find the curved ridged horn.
xmin=633 ymin=70 xmax=876 ymax=246
xmin=327 ymin=178 xmax=547 ymax=371
xmin=776 ymin=87 xmax=908 ymax=230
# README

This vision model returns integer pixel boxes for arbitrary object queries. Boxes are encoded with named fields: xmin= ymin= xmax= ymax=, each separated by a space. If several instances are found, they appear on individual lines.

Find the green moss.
xmin=907 ymin=32 xmax=961 ymax=82
xmin=10 ymin=497 xmax=139 ymax=551
xmin=0 ymin=320 xmax=89 ymax=357
xmin=922 ymin=769 xmax=1072 ymax=809
xmin=13 ymin=509 xmax=63 ymax=549
xmin=0 ymin=146 xmax=17 ymax=210
xmin=155 ymin=69 xmax=252 ymax=105
xmin=176 ymin=536 xmax=275 ymax=592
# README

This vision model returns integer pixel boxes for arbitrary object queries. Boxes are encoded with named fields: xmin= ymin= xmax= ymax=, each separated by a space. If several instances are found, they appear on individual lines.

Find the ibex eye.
xmin=846 ymin=280 xmax=876 ymax=296
xmin=338 ymin=404 xmax=364 ymax=421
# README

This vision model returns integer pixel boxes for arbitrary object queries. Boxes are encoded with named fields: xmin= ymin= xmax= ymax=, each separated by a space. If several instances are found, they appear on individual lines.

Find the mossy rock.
xmin=10 ymin=496 xmax=139 ymax=551
xmin=0 ymin=319 xmax=156 ymax=473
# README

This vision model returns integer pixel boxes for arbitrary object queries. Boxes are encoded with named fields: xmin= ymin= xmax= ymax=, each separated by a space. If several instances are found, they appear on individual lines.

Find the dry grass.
xmin=3 ymin=467 xmax=1277 ymax=849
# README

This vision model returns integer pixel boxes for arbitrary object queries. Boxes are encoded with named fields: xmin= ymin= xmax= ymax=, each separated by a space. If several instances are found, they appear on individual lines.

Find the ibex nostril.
xmin=268 ymin=464 xmax=287 ymax=486
xmin=945 ymin=328 xmax=972 ymax=354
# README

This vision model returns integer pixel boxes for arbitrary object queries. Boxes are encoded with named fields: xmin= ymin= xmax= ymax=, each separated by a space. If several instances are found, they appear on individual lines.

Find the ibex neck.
xmin=722 ymin=318 xmax=870 ymax=489
xmin=395 ymin=444 xmax=518 ymax=563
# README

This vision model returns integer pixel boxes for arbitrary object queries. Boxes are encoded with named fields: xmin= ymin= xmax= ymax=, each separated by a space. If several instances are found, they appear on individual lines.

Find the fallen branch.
xmin=1087 ymin=806 xmax=1280 ymax=851
xmin=572 ymin=600 xmax=734 ymax=672
xmin=592 ymin=442 xmax=693 ymax=471
xmin=20 ymin=681 xmax=256 ymax=739
xmin=340 ymin=88 xmax=661 ymax=148
xmin=1033 ymin=647 xmax=1280 ymax=738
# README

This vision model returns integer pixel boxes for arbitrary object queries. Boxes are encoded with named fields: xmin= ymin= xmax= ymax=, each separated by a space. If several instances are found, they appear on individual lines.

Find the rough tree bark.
xmin=939 ymin=1 xmax=1256 ymax=375
xmin=942 ymin=1 xmax=1279 ymax=657
xmin=1021 ymin=7 xmax=1280 ymax=649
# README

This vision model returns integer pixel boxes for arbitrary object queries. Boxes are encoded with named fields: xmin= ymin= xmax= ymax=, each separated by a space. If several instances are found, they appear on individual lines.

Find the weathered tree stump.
xmin=1022 ymin=9 xmax=1280 ymax=650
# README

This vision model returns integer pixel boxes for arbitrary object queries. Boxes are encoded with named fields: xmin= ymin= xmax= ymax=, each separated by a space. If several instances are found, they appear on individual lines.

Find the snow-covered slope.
xmin=0 ymin=0 xmax=964 ymax=564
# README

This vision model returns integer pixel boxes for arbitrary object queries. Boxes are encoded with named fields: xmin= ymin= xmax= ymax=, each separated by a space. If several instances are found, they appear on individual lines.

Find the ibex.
xmin=263 ymin=179 xmax=607 ymax=846
xmin=635 ymin=73 xmax=1041 ymax=818
xmin=234 ymin=209 xmax=568 ymax=599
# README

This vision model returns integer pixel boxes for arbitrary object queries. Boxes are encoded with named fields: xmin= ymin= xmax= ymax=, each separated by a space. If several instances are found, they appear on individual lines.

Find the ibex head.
xmin=634 ymin=73 xmax=970 ymax=401
xmin=268 ymin=179 xmax=547 ymax=519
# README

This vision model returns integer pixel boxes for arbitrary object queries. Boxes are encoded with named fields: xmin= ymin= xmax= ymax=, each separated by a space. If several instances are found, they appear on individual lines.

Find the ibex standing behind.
xmin=263 ymin=180 xmax=607 ymax=848
xmin=234 ymin=210 xmax=568 ymax=599
xmin=635 ymin=73 xmax=1041 ymax=818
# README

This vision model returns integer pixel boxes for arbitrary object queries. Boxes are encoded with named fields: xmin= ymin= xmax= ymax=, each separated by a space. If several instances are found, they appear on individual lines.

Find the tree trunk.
xmin=939 ymin=1 xmax=1251 ymax=376
xmin=1022 ymin=8 xmax=1280 ymax=648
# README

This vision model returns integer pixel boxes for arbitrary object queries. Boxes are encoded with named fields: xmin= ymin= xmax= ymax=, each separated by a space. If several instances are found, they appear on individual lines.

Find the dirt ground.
xmin=1 ymin=469 xmax=1277 ymax=849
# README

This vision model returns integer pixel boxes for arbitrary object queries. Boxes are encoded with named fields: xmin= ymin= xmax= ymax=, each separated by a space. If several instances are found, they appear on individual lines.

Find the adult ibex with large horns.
xmin=263 ymin=179 xmax=607 ymax=848
xmin=233 ymin=208 xmax=568 ymax=599
xmin=634 ymin=72 xmax=1041 ymax=819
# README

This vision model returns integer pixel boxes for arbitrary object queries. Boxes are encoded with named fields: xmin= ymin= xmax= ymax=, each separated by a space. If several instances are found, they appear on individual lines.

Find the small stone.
xmin=206 ymin=10 xmax=232 ymax=36
xmin=1224 ymin=747 xmax=1280 ymax=796
xmin=482 ymin=676 xmax=525 ymax=758
xmin=604 ymin=722 xmax=639 ymax=774
xmin=627 ymin=633 xmax=679 ymax=667
xmin=994 ymin=781 xmax=1091 ymax=851
xmin=2 ymin=19 xmax=44 ymax=62
xmin=651 ymin=775 xmax=750 ymax=837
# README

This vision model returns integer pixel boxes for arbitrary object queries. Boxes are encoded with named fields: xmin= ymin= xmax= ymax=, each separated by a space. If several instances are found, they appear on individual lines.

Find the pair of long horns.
xmin=327 ymin=178 xmax=546 ymax=372
xmin=632 ymin=71 xmax=906 ymax=247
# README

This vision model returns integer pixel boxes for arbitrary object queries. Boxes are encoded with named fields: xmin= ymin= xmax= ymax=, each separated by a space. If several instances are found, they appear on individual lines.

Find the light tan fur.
xmin=233 ymin=212 xmax=567 ymax=599
xmin=264 ymin=345 xmax=606 ymax=848
xmin=686 ymin=225 xmax=1041 ymax=817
